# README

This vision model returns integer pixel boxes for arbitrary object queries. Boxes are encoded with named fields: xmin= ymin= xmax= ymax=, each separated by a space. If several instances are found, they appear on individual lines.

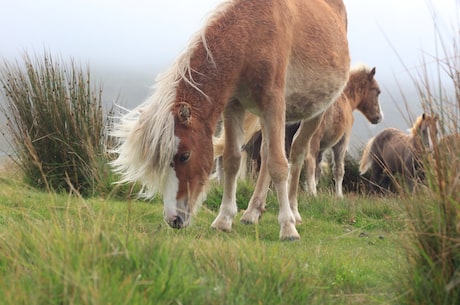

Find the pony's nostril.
xmin=170 ymin=216 xmax=184 ymax=229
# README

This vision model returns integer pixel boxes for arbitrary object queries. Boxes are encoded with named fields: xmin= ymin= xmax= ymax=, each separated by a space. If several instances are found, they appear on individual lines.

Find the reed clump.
xmin=0 ymin=52 xmax=116 ymax=196
xmin=398 ymin=13 xmax=460 ymax=303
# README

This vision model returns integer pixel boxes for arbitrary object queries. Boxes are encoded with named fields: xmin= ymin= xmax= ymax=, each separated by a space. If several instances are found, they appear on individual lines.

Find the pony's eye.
xmin=179 ymin=152 xmax=191 ymax=163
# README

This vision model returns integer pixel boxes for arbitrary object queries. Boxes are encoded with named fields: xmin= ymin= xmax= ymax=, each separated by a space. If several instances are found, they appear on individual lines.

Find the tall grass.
xmin=0 ymin=52 xmax=116 ymax=196
xmin=397 ymin=9 xmax=460 ymax=304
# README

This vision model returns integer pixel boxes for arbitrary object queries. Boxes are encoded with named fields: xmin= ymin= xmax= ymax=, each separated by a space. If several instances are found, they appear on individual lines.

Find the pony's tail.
xmin=213 ymin=134 xmax=225 ymax=159
xmin=213 ymin=113 xmax=261 ymax=159
xmin=359 ymin=137 xmax=375 ymax=175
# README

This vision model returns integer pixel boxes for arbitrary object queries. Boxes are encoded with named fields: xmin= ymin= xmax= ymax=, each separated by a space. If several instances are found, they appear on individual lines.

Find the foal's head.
xmin=411 ymin=113 xmax=438 ymax=152
xmin=164 ymin=101 xmax=214 ymax=229
xmin=354 ymin=66 xmax=383 ymax=124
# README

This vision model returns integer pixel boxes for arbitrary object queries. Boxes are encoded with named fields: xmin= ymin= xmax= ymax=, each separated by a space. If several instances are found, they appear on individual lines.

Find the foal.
xmin=359 ymin=113 xmax=438 ymax=193
xmin=303 ymin=65 xmax=382 ymax=197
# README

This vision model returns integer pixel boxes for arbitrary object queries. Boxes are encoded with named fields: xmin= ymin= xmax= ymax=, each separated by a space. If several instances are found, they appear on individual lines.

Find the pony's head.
xmin=110 ymin=26 xmax=218 ymax=229
xmin=353 ymin=66 xmax=383 ymax=124
xmin=411 ymin=113 xmax=438 ymax=152
xmin=165 ymin=101 xmax=214 ymax=228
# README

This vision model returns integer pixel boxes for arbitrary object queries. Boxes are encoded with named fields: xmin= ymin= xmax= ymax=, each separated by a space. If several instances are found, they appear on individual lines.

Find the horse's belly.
xmin=284 ymin=70 xmax=347 ymax=122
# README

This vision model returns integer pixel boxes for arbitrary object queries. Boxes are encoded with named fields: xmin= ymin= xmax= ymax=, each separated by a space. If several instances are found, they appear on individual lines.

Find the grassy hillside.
xmin=0 ymin=163 xmax=408 ymax=305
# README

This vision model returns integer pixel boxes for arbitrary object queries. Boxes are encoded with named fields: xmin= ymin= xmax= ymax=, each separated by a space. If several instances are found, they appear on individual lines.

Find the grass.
xmin=0 ymin=165 xmax=407 ymax=305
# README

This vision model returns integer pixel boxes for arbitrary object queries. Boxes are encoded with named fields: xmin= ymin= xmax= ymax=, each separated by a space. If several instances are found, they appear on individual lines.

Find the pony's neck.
xmin=342 ymin=74 xmax=362 ymax=110
xmin=174 ymin=4 xmax=248 ymax=134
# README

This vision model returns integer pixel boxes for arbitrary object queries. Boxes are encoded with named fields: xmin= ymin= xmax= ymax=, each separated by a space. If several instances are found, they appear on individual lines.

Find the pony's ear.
xmin=368 ymin=67 xmax=376 ymax=80
xmin=422 ymin=112 xmax=426 ymax=120
xmin=176 ymin=102 xmax=193 ymax=126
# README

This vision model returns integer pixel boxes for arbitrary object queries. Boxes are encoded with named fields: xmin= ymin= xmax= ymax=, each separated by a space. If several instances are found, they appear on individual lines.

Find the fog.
xmin=1 ymin=0 xmax=458 ymax=155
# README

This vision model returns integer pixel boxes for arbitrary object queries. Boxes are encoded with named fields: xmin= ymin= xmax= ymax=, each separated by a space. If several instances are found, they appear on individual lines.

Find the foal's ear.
xmin=175 ymin=102 xmax=193 ymax=126
xmin=368 ymin=67 xmax=376 ymax=80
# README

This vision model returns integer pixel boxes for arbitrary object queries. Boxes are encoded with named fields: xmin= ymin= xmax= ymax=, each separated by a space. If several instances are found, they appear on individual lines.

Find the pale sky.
xmin=0 ymin=0 xmax=459 ymax=152
xmin=1 ymin=0 xmax=457 ymax=72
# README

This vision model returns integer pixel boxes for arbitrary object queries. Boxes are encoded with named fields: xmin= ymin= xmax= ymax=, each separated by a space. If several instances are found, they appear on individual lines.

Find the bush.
xmin=0 ymin=52 xmax=116 ymax=196
xmin=397 ymin=10 xmax=460 ymax=303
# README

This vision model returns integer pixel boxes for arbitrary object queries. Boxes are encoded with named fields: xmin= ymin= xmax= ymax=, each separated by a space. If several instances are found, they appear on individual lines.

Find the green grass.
xmin=0 ymin=169 xmax=408 ymax=305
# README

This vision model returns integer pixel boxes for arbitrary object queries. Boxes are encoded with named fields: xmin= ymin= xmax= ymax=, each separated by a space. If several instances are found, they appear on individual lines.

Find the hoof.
xmin=211 ymin=215 xmax=233 ymax=232
xmin=281 ymin=235 xmax=301 ymax=242
xmin=292 ymin=210 xmax=302 ymax=225
xmin=280 ymin=223 xmax=300 ymax=241
xmin=240 ymin=208 xmax=262 ymax=225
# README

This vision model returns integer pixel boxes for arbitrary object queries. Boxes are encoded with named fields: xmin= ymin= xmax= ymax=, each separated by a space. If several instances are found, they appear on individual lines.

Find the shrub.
xmin=397 ymin=10 xmax=460 ymax=303
xmin=0 ymin=52 xmax=115 ymax=196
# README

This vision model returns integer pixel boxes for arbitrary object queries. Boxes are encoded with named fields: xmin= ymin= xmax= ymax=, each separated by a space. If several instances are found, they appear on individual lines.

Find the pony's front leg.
xmin=264 ymin=112 xmax=299 ymax=240
xmin=211 ymin=101 xmax=245 ymax=232
xmin=289 ymin=115 xmax=324 ymax=222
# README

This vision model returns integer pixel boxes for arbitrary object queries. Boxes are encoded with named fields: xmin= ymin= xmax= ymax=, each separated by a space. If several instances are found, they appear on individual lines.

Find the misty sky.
xmin=2 ymin=1 xmax=457 ymax=71
xmin=0 ymin=0 xmax=459 ymax=152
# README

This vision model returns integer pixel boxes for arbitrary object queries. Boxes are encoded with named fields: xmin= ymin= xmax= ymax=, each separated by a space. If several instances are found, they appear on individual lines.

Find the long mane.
xmin=110 ymin=31 xmax=207 ymax=198
xmin=409 ymin=115 xmax=424 ymax=137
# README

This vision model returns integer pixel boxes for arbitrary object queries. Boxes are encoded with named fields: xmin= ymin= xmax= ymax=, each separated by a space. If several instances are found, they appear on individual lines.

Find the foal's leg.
xmin=314 ymin=151 xmax=324 ymax=186
xmin=304 ymin=132 xmax=321 ymax=196
xmin=211 ymin=100 xmax=245 ymax=232
xmin=289 ymin=115 xmax=324 ymax=222
xmin=331 ymin=134 xmax=350 ymax=197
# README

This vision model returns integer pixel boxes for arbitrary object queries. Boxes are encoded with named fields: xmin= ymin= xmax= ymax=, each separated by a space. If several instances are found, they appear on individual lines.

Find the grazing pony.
xmin=214 ymin=65 xmax=383 ymax=197
xmin=111 ymin=0 xmax=350 ymax=240
xmin=359 ymin=113 xmax=438 ymax=193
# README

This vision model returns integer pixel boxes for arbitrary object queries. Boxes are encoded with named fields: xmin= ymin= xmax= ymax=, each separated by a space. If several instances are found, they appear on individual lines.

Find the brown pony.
xmin=111 ymin=0 xmax=349 ymax=240
xmin=359 ymin=113 xmax=438 ymax=193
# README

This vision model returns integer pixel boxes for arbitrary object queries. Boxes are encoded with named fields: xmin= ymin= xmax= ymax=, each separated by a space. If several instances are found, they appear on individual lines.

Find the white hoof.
xmin=280 ymin=222 xmax=300 ymax=241
xmin=211 ymin=214 xmax=233 ymax=232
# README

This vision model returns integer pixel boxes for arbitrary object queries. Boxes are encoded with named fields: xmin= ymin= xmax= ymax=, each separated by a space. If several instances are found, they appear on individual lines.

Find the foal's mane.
xmin=409 ymin=115 xmax=425 ymax=137
xmin=111 ymin=4 xmax=227 ymax=197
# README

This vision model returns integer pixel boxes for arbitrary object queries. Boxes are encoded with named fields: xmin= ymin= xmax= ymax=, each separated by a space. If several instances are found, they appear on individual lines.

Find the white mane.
xmin=110 ymin=2 xmax=231 ymax=198
xmin=110 ymin=33 xmax=205 ymax=198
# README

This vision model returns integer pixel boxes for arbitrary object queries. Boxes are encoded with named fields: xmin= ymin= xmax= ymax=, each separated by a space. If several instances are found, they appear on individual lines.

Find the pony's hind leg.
xmin=211 ymin=100 xmax=245 ymax=232
xmin=241 ymin=133 xmax=271 ymax=224
xmin=331 ymin=134 xmax=350 ymax=197
xmin=304 ymin=132 xmax=321 ymax=196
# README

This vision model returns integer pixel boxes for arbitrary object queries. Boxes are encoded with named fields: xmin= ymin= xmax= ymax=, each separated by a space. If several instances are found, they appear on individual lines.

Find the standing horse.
xmin=303 ymin=65 xmax=382 ymax=197
xmin=111 ymin=0 xmax=349 ymax=240
xmin=359 ymin=113 xmax=438 ymax=193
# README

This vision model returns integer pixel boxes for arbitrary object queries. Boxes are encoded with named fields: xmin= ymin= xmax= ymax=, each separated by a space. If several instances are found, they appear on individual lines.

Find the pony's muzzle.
xmin=168 ymin=215 xmax=184 ymax=229
xmin=370 ymin=115 xmax=383 ymax=125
